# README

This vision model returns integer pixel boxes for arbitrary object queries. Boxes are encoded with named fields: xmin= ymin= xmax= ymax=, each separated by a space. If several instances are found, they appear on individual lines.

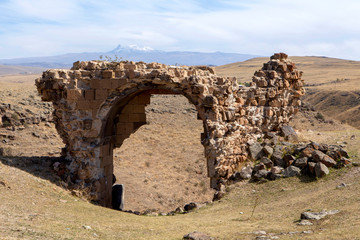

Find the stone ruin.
xmin=35 ymin=53 xmax=305 ymax=207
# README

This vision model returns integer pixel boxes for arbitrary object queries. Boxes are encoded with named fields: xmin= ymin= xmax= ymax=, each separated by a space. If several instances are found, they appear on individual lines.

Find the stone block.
xmin=118 ymin=114 xmax=129 ymax=122
xmin=84 ymin=90 xmax=95 ymax=100
xmin=101 ymin=155 xmax=113 ymax=167
xmin=100 ymin=144 xmax=111 ymax=156
xmin=104 ymin=164 xmax=114 ymax=177
xmin=77 ymin=100 xmax=91 ymax=110
xmin=92 ymin=100 xmax=103 ymax=109
xmin=128 ymin=113 xmax=141 ymax=122
xmin=116 ymin=122 xmax=134 ymax=134
xmin=133 ymin=104 xmax=145 ymax=114
xmin=111 ymin=79 xmax=128 ymax=89
xmin=134 ymin=94 xmax=151 ymax=105
xmin=84 ymin=130 xmax=99 ymax=138
xmin=100 ymin=79 xmax=112 ymax=89
xmin=102 ymin=70 xmax=114 ymax=79
xmin=90 ymin=79 xmax=102 ymax=89
xmin=95 ymin=89 xmax=108 ymax=100
xmin=128 ymin=69 xmax=135 ymax=79
xmin=66 ymin=89 xmax=82 ymax=100
xmin=121 ymin=104 xmax=133 ymax=113
xmin=114 ymin=135 xmax=127 ymax=146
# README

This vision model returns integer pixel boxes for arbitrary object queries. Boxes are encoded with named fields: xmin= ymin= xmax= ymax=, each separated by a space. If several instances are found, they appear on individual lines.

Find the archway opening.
xmin=105 ymin=89 xmax=215 ymax=213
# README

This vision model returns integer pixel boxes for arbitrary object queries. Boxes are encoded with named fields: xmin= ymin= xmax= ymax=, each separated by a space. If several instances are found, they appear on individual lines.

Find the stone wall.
xmin=35 ymin=53 xmax=304 ymax=207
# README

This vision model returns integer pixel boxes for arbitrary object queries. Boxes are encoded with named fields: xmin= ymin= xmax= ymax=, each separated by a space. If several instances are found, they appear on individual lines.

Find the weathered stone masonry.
xmin=35 ymin=53 xmax=304 ymax=207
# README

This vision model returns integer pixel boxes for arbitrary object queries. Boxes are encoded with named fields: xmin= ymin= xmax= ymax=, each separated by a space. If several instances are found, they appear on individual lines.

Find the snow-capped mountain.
xmin=0 ymin=45 xmax=260 ymax=68
xmin=110 ymin=44 xmax=155 ymax=53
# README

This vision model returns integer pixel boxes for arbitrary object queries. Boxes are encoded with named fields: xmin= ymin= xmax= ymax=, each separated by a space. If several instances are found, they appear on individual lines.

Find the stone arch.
xmin=35 ymin=53 xmax=305 ymax=207
xmin=99 ymin=86 xmax=204 ymax=142
xmin=97 ymin=87 xmax=216 ymax=205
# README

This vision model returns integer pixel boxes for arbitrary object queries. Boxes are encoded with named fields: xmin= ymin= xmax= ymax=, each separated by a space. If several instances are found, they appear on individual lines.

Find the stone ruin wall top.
xmin=35 ymin=53 xmax=305 ymax=205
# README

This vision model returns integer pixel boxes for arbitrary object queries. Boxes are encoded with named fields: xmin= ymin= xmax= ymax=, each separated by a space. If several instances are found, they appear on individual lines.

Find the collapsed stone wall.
xmin=35 ymin=53 xmax=304 ymax=206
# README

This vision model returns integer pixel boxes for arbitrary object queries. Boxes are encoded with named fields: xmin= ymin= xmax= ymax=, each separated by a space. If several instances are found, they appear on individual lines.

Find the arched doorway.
xmin=98 ymin=86 xmax=215 ymax=209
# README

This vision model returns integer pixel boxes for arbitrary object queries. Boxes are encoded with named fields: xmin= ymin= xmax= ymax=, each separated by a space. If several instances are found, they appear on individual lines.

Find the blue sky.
xmin=1 ymin=0 xmax=360 ymax=60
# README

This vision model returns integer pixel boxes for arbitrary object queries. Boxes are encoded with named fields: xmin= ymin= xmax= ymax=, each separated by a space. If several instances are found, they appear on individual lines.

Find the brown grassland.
xmin=0 ymin=57 xmax=360 ymax=239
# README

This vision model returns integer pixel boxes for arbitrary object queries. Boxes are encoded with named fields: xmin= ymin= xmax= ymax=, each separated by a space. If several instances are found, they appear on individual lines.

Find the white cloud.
xmin=1 ymin=0 xmax=360 ymax=60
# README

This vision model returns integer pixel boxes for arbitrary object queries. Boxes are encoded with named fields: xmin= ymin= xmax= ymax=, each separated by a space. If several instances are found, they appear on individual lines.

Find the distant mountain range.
xmin=0 ymin=45 xmax=260 ymax=69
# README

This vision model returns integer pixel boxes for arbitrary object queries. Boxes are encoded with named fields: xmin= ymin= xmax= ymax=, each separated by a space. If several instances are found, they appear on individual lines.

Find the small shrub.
xmin=99 ymin=55 xmax=122 ymax=62
xmin=11 ymin=113 xmax=19 ymax=120
xmin=315 ymin=112 xmax=325 ymax=121
xmin=1 ymin=120 xmax=11 ymax=128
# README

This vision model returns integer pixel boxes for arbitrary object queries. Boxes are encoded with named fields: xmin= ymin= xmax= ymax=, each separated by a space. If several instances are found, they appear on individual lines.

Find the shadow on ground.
xmin=0 ymin=155 xmax=65 ymax=187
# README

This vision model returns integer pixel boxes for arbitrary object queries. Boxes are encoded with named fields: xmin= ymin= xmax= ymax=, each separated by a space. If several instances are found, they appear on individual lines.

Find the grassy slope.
xmin=1 ymin=145 xmax=360 ymax=240
xmin=0 ymin=61 xmax=360 ymax=239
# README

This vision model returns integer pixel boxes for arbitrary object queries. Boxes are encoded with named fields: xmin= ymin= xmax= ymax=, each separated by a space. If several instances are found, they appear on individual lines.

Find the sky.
xmin=1 ymin=0 xmax=360 ymax=60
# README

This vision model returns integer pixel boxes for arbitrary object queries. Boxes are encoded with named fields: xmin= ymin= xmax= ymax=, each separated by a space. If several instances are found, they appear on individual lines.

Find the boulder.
xmin=253 ymin=163 xmax=266 ymax=172
xmin=300 ymin=147 xmax=315 ymax=158
xmin=239 ymin=165 xmax=253 ymax=179
xmin=260 ymin=157 xmax=273 ymax=168
xmin=301 ymin=211 xmax=327 ymax=220
xmin=318 ymin=143 xmax=329 ymax=152
xmin=253 ymin=169 xmax=269 ymax=180
xmin=183 ymin=231 xmax=216 ymax=240
xmin=338 ymin=148 xmax=349 ymax=158
xmin=301 ymin=209 xmax=340 ymax=220
xmin=309 ymin=141 xmax=320 ymax=150
xmin=293 ymin=144 xmax=307 ymax=156
xmin=280 ymin=125 xmax=298 ymax=141
xmin=268 ymin=173 xmax=282 ymax=180
xmin=315 ymin=162 xmax=329 ymax=178
xmin=294 ymin=157 xmax=308 ymax=168
xmin=264 ymin=132 xmax=278 ymax=145
xmin=308 ymin=162 xmax=316 ymax=175
xmin=184 ymin=202 xmax=200 ymax=212
xmin=321 ymin=155 xmax=337 ymax=168
xmin=311 ymin=150 xmax=326 ymax=163
xmin=312 ymin=150 xmax=336 ymax=167
xmin=283 ymin=166 xmax=301 ymax=177
xmin=336 ymin=157 xmax=352 ymax=168
xmin=262 ymin=145 xmax=274 ymax=157
xmin=283 ymin=154 xmax=296 ymax=167
xmin=270 ymin=166 xmax=284 ymax=174
xmin=249 ymin=142 xmax=263 ymax=160
xmin=271 ymin=146 xmax=285 ymax=167
xmin=297 ymin=220 xmax=313 ymax=226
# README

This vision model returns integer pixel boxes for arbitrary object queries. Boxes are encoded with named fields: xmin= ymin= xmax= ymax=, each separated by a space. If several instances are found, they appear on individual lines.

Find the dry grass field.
xmin=0 ymin=58 xmax=360 ymax=239
xmin=0 ymin=65 xmax=44 ymax=76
